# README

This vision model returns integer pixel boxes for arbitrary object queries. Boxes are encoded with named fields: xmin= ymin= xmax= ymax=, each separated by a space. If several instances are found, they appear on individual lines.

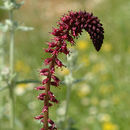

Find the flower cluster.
xmin=35 ymin=10 xmax=104 ymax=130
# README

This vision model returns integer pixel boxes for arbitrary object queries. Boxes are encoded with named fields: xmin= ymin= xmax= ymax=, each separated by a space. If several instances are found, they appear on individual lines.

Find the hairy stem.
xmin=44 ymin=73 xmax=51 ymax=130
xmin=0 ymin=32 xmax=6 ymax=67
xmin=9 ymin=9 xmax=15 ymax=129
xmin=44 ymin=55 xmax=56 ymax=130
xmin=64 ymin=72 xmax=73 ymax=129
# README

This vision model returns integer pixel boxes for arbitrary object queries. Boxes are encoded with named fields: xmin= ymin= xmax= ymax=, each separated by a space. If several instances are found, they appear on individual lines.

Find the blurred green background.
xmin=0 ymin=0 xmax=130 ymax=130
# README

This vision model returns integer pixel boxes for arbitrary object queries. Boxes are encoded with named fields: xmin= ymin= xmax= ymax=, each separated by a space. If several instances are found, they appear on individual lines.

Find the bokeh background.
xmin=0 ymin=0 xmax=130 ymax=130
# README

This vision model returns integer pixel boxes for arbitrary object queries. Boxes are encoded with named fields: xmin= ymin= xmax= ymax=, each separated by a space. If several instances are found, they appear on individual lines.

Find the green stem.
xmin=9 ymin=9 xmax=15 ymax=129
xmin=65 ymin=84 xmax=71 ymax=120
xmin=64 ymin=72 xmax=73 ymax=129
xmin=0 ymin=32 xmax=6 ymax=67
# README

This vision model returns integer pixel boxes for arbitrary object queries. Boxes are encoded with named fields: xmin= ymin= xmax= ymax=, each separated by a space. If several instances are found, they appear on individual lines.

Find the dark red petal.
xmin=42 ymin=106 xmax=48 ymax=112
xmin=41 ymin=128 xmax=45 ymax=130
xmin=34 ymin=115 xmax=43 ymax=120
xmin=42 ymin=78 xmax=49 ymax=85
xmin=35 ymin=86 xmax=46 ymax=90
xmin=51 ymin=82 xmax=58 ymax=87
xmin=37 ymin=93 xmax=46 ymax=100
xmin=51 ymin=75 xmax=60 ymax=83
xmin=44 ymin=57 xmax=53 ymax=65
xmin=55 ymin=58 xmax=63 ymax=67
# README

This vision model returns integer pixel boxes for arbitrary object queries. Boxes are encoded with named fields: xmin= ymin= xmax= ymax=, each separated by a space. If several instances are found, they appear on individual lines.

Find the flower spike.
xmin=35 ymin=10 xmax=104 ymax=130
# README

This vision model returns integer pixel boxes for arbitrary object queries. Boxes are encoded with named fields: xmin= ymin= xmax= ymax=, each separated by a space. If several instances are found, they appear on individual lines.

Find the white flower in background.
xmin=113 ymin=54 xmax=121 ymax=63
xmin=64 ymin=73 xmax=74 ymax=86
xmin=77 ymin=84 xmax=91 ymax=97
xmin=4 ymin=1 xmax=14 ymax=10
xmin=15 ymin=83 xmax=34 ymax=96
xmin=28 ymin=101 xmax=36 ymax=110
xmin=85 ymin=116 xmax=95 ymax=124
xmin=15 ymin=87 xmax=25 ymax=96
xmin=100 ymin=99 xmax=109 ymax=108
xmin=89 ymin=106 xmax=98 ymax=115
xmin=56 ymin=101 xmax=66 ymax=116
xmin=1 ymin=66 xmax=9 ymax=75
xmin=84 ymin=72 xmax=95 ymax=81
xmin=89 ymin=53 xmax=98 ymax=62
xmin=26 ymin=83 xmax=34 ymax=90
xmin=81 ymin=97 xmax=90 ymax=106
xmin=97 ymin=113 xmax=111 ymax=122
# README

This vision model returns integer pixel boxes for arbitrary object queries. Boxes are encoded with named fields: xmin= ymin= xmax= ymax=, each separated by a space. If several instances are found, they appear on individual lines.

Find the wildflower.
xmin=15 ymin=60 xmax=30 ymax=74
xmin=89 ymin=106 xmax=97 ymax=115
xmin=56 ymin=67 xmax=70 ymax=76
xmin=15 ymin=83 xmax=29 ymax=96
xmin=99 ymin=85 xmax=114 ymax=95
xmin=15 ymin=86 xmax=25 ymax=96
xmin=97 ymin=113 xmax=111 ymax=122
xmin=91 ymin=97 xmax=99 ymax=106
xmin=77 ymin=84 xmax=91 ymax=97
xmin=36 ymin=10 xmax=104 ymax=130
xmin=100 ymin=99 xmax=109 ymax=108
xmin=92 ymin=63 xmax=105 ymax=73
xmin=100 ymin=74 xmax=109 ymax=82
xmin=77 ymin=40 xmax=89 ymax=50
xmin=80 ymin=56 xmax=90 ymax=66
xmin=1 ymin=66 xmax=9 ymax=75
xmin=102 ymin=42 xmax=112 ymax=52
xmin=86 ymin=116 xmax=95 ymax=124
xmin=102 ymin=122 xmax=118 ymax=130
xmin=56 ymin=101 xmax=66 ymax=116
xmin=112 ymin=96 xmax=120 ymax=105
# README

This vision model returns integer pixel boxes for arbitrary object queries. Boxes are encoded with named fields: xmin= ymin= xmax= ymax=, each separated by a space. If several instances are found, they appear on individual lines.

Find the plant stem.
xmin=44 ymin=55 xmax=56 ymax=130
xmin=0 ymin=32 xmax=6 ymax=68
xmin=65 ymin=84 xmax=72 ymax=123
xmin=9 ymin=8 xmax=15 ymax=129
xmin=64 ymin=72 xmax=73 ymax=129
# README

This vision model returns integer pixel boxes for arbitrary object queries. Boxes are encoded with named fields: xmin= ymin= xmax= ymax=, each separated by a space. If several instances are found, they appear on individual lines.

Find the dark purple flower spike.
xmin=35 ymin=10 xmax=104 ymax=130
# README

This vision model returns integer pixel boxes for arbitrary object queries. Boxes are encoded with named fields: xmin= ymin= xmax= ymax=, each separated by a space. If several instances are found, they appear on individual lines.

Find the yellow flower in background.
xmin=112 ymin=95 xmax=120 ymax=105
xmin=15 ymin=60 xmax=30 ymax=74
xmin=77 ymin=40 xmax=89 ymax=50
xmin=102 ymin=122 xmax=118 ymax=130
xmin=80 ymin=56 xmax=90 ymax=66
xmin=92 ymin=63 xmax=105 ymax=73
xmin=102 ymin=42 xmax=112 ymax=52
xmin=99 ymin=85 xmax=114 ymax=95
xmin=17 ymin=83 xmax=28 ymax=88
xmin=100 ymin=74 xmax=109 ymax=82
xmin=91 ymin=97 xmax=99 ymax=105
xmin=56 ymin=67 xmax=70 ymax=76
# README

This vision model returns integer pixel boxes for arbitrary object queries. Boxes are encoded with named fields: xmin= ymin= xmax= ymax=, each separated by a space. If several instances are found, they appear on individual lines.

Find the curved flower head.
xmin=36 ymin=10 xmax=104 ymax=130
